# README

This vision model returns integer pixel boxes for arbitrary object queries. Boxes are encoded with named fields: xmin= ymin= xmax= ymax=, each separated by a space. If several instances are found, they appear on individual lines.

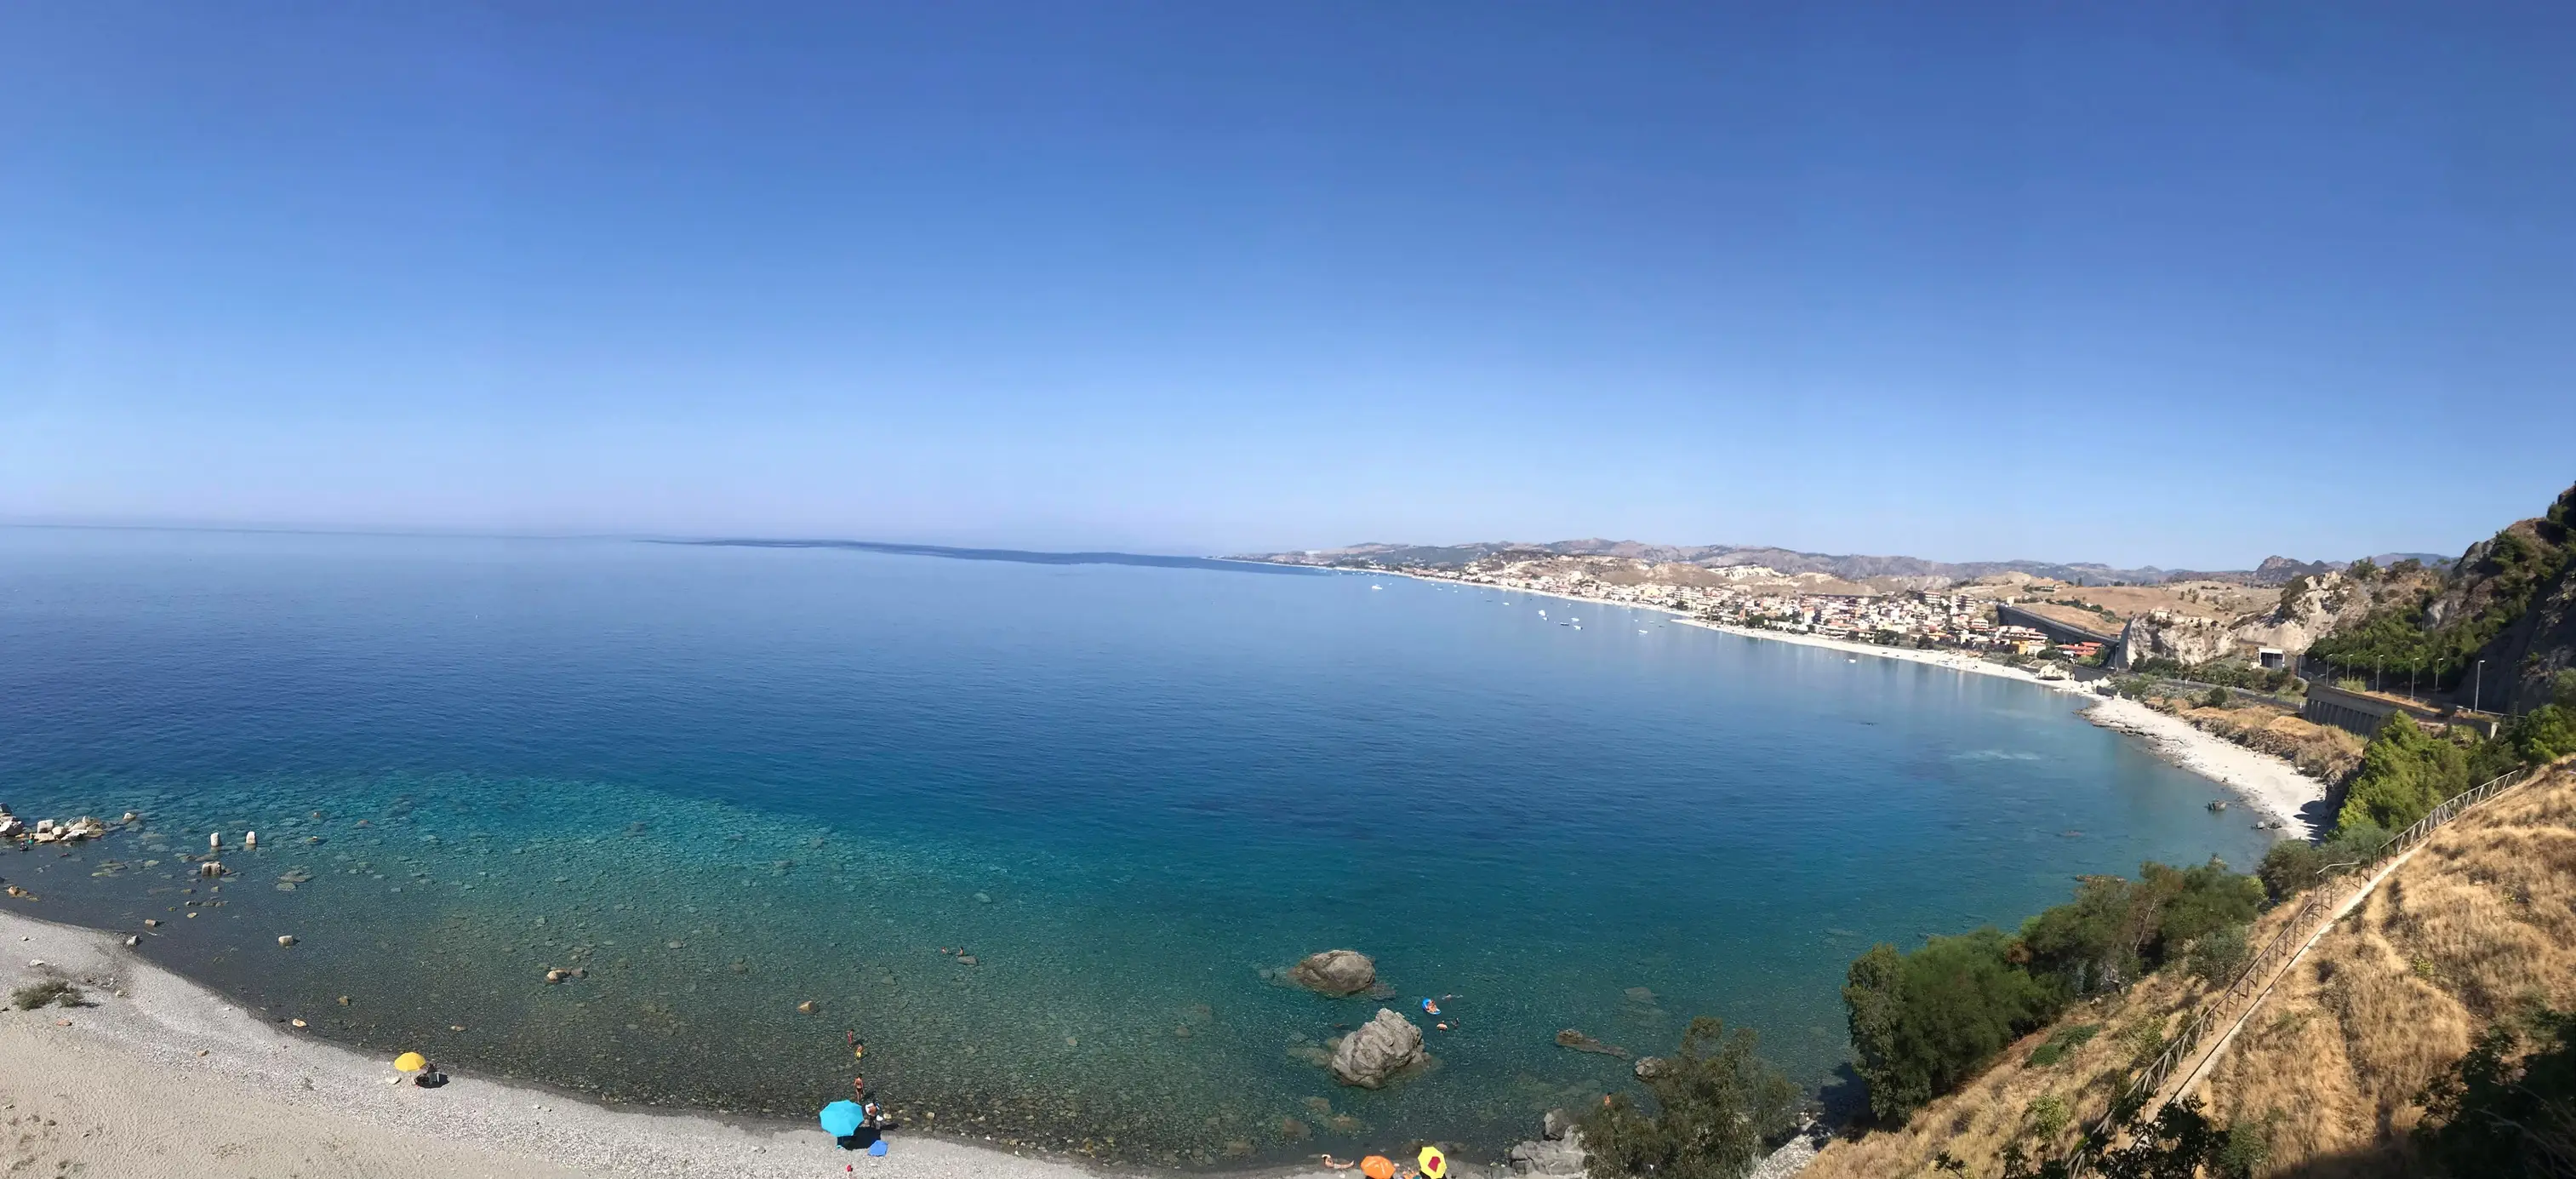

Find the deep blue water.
xmin=0 ymin=528 xmax=2268 ymax=1165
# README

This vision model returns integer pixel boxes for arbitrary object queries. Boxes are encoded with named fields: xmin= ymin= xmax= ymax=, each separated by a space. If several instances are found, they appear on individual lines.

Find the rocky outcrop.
xmin=1287 ymin=949 xmax=1377 ymax=997
xmin=1508 ymin=1113 xmax=1587 ymax=1178
xmin=2118 ymin=610 xmax=2238 ymax=667
xmin=1328 ymin=1007 xmax=1424 ymax=1088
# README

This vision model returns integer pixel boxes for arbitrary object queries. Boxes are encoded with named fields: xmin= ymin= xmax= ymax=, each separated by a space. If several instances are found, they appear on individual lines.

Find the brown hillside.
xmin=2194 ymin=760 xmax=2576 ymax=1175
xmin=1801 ymin=762 xmax=2576 ymax=1179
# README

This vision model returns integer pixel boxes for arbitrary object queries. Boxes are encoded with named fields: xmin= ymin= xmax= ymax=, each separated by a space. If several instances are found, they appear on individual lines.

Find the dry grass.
xmin=1803 ymin=762 xmax=2576 ymax=1178
xmin=2198 ymin=763 xmax=2576 ymax=1175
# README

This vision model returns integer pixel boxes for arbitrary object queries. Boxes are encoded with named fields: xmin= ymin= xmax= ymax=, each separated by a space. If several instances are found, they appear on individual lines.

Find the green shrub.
xmin=2202 ymin=687 xmax=2231 ymax=709
xmin=2259 ymin=822 xmax=2395 ymax=901
xmin=2025 ymin=1023 xmax=2100 ymax=1067
xmin=9 ymin=980 xmax=82 ymax=1010
xmin=2024 ymin=1093 xmax=2071 ymax=1141
xmin=2186 ymin=924 xmax=2252 ymax=986
xmin=1579 ymin=1016 xmax=1801 ymax=1179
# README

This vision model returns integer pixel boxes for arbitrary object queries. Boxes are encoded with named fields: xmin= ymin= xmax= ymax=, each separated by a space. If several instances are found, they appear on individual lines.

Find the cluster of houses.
xmin=1390 ymin=558 xmax=2085 ymax=660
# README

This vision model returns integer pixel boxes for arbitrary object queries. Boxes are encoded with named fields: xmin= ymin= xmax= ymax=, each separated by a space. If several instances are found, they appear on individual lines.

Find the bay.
xmin=0 ymin=527 xmax=2266 ymax=1165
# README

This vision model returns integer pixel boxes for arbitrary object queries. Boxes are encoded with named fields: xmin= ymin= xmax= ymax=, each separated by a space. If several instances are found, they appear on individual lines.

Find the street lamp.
xmin=2474 ymin=659 xmax=2487 ymax=713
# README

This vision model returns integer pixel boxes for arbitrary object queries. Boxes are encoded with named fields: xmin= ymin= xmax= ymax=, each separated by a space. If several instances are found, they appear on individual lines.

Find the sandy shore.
xmin=2079 ymin=696 xmax=2328 ymax=836
xmin=0 ymin=907 xmax=1122 ymax=1179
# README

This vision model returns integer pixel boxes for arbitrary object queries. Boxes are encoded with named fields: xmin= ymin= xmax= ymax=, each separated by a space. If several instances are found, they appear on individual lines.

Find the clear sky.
xmin=3 ymin=3 xmax=2571 ymax=567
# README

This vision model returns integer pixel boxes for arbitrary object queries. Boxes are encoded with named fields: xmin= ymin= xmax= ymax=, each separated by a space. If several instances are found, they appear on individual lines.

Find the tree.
xmin=2336 ymin=714 xmax=2470 ymax=832
xmin=1579 ymin=1017 xmax=1802 ymax=1179
xmin=2346 ymin=557 xmax=2380 ymax=582
xmin=2510 ymin=704 xmax=2576 ymax=765
xmin=1845 ymin=930 xmax=2062 ymax=1121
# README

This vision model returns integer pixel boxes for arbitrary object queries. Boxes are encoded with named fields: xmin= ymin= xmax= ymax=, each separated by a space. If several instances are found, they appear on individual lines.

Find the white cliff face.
xmin=2117 ymin=570 xmax=2395 ymax=669
xmin=2120 ymin=610 xmax=2238 ymax=667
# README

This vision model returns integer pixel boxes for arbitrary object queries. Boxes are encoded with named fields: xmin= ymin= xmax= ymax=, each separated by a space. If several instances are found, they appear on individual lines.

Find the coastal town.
xmin=1311 ymin=551 xmax=2104 ymax=664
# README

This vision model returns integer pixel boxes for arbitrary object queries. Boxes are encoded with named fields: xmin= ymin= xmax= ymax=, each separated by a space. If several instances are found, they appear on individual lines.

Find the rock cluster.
xmin=1287 ymin=949 xmax=1377 ymax=996
xmin=1328 ymin=1007 xmax=1425 ymax=1088
xmin=15 ymin=815 xmax=109 ymax=845
xmin=1508 ymin=1111 xmax=1587 ymax=1177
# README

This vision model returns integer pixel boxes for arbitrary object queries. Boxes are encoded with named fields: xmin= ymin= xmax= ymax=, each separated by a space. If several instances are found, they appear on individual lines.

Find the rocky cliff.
xmin=2460 ymin=484 xmax=2576 ymax=712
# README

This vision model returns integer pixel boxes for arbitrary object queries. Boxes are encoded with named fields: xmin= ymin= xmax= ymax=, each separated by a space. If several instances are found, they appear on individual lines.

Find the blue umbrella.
xmin=820 ymin=1100 xmax=866 ymax=1137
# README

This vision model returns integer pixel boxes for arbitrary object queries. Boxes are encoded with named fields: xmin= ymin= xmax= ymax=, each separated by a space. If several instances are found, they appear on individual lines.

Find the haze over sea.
xmin=0 ymin=528 xmax=2267 ymax=1165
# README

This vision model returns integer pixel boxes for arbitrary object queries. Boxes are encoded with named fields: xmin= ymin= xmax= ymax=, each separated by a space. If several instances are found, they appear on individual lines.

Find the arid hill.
xmin=1799 ymin=760 xmax=2576 ymax=1179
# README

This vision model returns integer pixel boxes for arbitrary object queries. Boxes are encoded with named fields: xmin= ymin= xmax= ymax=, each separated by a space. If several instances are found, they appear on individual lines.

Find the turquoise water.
xmin=0 ymin=529 xmax=2268 ymax=1165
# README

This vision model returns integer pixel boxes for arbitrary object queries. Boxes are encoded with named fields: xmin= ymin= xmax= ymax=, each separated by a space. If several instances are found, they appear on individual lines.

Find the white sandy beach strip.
xmin=0 ymin=907 xmax=1113 ymax=1179
xmin=1670 ymin=618 xmax=2326 ymax=834
xmin=2080 ymin=695 xmax=2326 ymax=836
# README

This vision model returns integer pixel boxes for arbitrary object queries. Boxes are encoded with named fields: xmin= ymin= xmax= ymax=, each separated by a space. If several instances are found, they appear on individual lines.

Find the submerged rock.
xmin=1288 ymin=949 xmax=1377 ymax=997
xmin=1554 ymin=1028 xmax=1629 ymax=1059
xmin=1328 ymin=1008 xmax=1424 ymax=1088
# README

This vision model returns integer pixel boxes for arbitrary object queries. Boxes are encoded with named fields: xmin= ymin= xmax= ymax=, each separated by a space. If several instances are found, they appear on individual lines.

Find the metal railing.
xmin=2063 ymin=766 xmax=2533 ymax=1176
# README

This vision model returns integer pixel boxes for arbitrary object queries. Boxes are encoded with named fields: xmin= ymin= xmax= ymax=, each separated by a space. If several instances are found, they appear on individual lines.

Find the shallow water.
xmin=0 ymin=529 xmax=2269 ymax=1165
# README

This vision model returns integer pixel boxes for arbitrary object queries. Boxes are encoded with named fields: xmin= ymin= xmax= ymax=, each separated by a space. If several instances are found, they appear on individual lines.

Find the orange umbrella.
xmin=1362 ymin=1156 xmax=1397 ymax=1179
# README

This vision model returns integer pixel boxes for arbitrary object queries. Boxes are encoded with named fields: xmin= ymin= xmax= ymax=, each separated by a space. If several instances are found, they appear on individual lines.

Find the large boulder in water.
xmin=1288 ymin=949 xmax=1378 ymax=996
xmin=1329 ymin=1007 xmax=1425 ymax=1089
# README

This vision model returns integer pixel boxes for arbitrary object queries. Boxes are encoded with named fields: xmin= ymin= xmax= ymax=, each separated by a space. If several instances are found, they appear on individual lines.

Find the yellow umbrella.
xmin=1419 ymin=1147 xmax=1447 ymax=1179
xmin=393 ymin=1051 xmax=427 ymax=1073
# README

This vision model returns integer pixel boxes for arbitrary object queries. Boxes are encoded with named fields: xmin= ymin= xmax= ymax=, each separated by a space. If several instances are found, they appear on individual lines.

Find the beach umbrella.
xmin=1419 ymin=1147 xmax=1447 ymax=1179
xmin=1362 ymin=1156 xmax=1396 ymax=1179
xmin=820 ymin=1100 xmax=866 ymax=1137
xmin=393 ymin=1051 xmax=426 ymax=1073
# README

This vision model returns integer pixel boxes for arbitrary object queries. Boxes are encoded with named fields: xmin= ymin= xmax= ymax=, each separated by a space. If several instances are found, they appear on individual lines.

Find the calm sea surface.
xmin=0 ymin=529 xmax=2268 ymax=1165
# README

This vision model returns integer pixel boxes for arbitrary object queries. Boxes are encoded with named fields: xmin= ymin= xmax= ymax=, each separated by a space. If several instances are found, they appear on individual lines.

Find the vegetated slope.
xmin=1799 ymin=763 xmax=2576 ymax=1179
xmin=2311 ymin=482 xmax=2575 ymax=710
xmin=1801 ymin=904 xmax=2305 ymax=1178
xmin=2195 ymin=761 xmax=2576 ymax=1176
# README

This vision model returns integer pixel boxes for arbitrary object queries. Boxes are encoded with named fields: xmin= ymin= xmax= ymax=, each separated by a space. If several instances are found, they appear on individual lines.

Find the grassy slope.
xmin=1802 ymin=762 xmax=2576 ymax=1178
xmin=2197 ymin=761 xmax=2576 ymax=1175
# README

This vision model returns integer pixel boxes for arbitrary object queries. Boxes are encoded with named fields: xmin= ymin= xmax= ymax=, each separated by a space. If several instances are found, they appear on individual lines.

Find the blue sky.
xmin=3 ymin=3 xmax=2571 ymax=567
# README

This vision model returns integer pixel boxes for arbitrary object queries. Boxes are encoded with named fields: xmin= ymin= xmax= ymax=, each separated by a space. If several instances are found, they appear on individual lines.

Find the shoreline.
xmin=1352 ymin=568 xmax=2328 ymax=834
xmin=0 ymin=905 xmax=1130 ymax=1179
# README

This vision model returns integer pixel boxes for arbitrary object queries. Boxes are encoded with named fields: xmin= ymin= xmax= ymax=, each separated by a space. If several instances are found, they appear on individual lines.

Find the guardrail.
xmin=2063 ymin=766 xmax=2533 ymax=1176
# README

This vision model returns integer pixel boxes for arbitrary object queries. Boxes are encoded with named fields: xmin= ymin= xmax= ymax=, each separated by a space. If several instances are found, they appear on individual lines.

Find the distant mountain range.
xmin=1232 ymin=539 xmax=2453 ymax=587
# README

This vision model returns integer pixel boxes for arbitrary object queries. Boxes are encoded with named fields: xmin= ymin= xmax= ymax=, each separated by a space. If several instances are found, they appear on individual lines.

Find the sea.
xmin=0 ymin=528 xmax=2270 ymax=1165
